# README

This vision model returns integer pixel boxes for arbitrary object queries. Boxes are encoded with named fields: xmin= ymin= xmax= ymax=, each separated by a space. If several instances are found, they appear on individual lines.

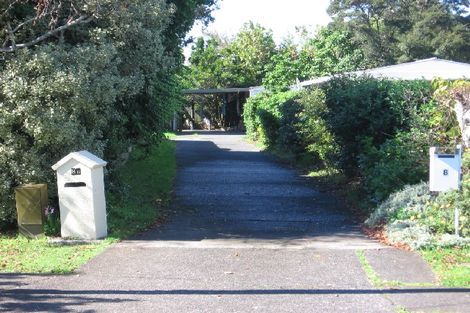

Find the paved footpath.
xmin=1 ymin=131 xmax=469 ymax=312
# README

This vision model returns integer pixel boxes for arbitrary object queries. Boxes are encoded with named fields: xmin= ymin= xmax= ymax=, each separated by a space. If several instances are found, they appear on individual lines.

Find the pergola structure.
xmin=181 ymin=87 xmax=251 ymax=131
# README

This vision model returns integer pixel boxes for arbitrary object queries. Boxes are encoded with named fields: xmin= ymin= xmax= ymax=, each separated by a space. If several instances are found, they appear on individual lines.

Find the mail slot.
xmin=64 ymin=182 xmax=86 ymax=188
xmin=52 ymin=150 xmax=108 ymax=239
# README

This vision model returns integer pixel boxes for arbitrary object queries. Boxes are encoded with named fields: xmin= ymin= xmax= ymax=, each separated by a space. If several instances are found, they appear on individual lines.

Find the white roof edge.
xmin=182 ymin=87 xmax=251 ymax=94
xmin=52 ymin=150 xmax=107 ymax=170
xmin=295 ymin=58 xmax=470 ymax=88
xmin=359 ymin=58 xmax=436 ymax=72
xmin=234 ymin=58 xmax=470 ymax=95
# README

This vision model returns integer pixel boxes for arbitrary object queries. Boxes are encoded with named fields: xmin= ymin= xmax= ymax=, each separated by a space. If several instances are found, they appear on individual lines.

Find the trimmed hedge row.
xmin=244 ymin=76 xmax=440 ymax=201
xmin=244 ymin=77 xmax=469 ymax=245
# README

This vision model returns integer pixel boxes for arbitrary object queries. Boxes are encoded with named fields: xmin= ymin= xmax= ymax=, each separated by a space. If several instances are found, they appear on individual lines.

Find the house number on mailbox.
xmin=71 ymin=168 xmax=81 ymax=176
xmin=443 ymin=169 xmax=449 ymax=176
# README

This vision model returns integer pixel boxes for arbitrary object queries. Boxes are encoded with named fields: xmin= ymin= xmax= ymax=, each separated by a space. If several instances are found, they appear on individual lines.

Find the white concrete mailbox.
xmin=429 ymin=146 xmax=462 ymax=192
xmin=52 ymin=151 xmax=107 ymax=239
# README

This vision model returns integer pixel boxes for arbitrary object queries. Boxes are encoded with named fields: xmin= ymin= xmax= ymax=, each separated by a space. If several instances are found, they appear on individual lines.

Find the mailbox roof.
xmin=52 ymin=150 xmax=107 ymax=170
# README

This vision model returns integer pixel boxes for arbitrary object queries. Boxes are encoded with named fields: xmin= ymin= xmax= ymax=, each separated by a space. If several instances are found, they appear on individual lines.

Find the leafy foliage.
xmin=262 ymin=39 xmax=302 ymax=92
xmin=358 ymin=131 xmax=430 ymax=202
xmin=300 ymin=27 xmax=365 ymax=76
xmin=188 ymin=22 xmax=276 ymax=89
xmin=243 ymin=91 xmax=298 ymax=145
xmin=0 ymin=0 xmax=215 ymax=228
xmin=293 ymin=89 xmax=340 ymax=168
xmin=365 ymin=177 xmax=470 ymax=249
xmin=328 ymin=0 xmax=470 ymax=66
xmin=226 ymin=22 xmax=276 ymax=87
xmin=322 ymin=77 xmax=433 ymax=176
xmin=261 ymin=27 xmax=366 ymax=92
xmin=366 ymin=182 xmax=433 ymax=228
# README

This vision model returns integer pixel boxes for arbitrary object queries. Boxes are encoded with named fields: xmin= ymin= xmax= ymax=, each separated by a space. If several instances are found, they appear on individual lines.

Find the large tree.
xmin=0 ymin=0 xmax=216 ymax=227
xmin=225 ymin=22 xmax=276 ymax=87
xmin=300 ymin=27 xmax=366 ymax=76
xmin=328 ymin=0 xmax=470 ymax=66
xmin=188 ymin=22 xmax=276 ymax=88
xmin=262 ymin=38 xmax=302 ymax=92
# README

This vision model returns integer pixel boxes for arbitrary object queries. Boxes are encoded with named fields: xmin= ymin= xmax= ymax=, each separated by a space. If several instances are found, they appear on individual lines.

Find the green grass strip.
xmin=420 ymin=246 xmax=470 ymax=288
xmin=107 ymin=139 xmax=176 ymax=238
xmin=356 ymin=250 xmax=390 ymax=288
xmin=0 ymin=236 xmax=113 ymax=274
xmin=356 ymin=250 xmax=435 ymax=288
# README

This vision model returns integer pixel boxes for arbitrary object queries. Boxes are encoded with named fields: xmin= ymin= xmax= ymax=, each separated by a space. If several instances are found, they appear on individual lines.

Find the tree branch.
xmin=6 ymin=22 xmax=16 ymax=50
xmin=1 ymin=15 xmax=92 ymax=53
xmin=0 ymin=0 xmax=22 ymax=18
xmin=12 ymin=16 xmax=39 ymax=34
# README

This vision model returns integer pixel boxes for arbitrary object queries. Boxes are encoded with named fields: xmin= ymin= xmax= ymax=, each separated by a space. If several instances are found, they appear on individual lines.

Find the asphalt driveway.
xmin=1 ymin=131 xmax=468 ymax=312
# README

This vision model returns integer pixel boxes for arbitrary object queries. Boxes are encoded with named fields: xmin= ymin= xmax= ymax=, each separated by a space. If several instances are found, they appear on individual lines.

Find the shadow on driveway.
xmin=136 ymin=135 xmax=374 ymax=247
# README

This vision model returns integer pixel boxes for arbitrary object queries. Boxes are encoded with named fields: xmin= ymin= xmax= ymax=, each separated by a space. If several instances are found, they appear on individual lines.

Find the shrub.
xmin=358 ymin=131 xmax=430 ymax=202
xmin=295 ymin=88 xmax=340 ymax=168
xmin=243 ymin=91 xmax=298 ymax=145
xmin=244 ymin=88 xmax=340 ymax=168
xmin=358 ymin=89 xmax=462 ymax=202
xmin=322 ymin=76 xmax=432 ymax=176
xmin=367 ymin=166 xmax=470 ymax=248
xmin=0 ymin=44 xmax=125 ymax=227
xmin=386 ymin=221 xmax=434 ymax=249
xmin=365 ymin=182 xmax=433 ymax=227
xmin=277 ymin=97 xmax=303 ymax=156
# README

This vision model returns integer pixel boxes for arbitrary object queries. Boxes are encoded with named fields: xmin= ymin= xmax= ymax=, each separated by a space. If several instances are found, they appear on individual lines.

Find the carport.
xmin=181 ymin=87 xmax=251 ymax=131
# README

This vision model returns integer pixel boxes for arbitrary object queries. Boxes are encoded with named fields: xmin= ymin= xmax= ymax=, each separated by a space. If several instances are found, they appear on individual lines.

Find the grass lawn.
xmin=0 ymin=136 xmax=176 ymax=274
xmin=106 ymin=138 xmax=176 ymax=238
xmin=420 ymin=246 xmax=470 ymax=287
xmin=0 ymin=236 xmax=113 ymax=274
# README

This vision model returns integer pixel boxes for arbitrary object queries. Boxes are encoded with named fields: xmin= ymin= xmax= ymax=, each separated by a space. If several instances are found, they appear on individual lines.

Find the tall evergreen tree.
xmin=328 ymin=0 xmax=470 ymax=66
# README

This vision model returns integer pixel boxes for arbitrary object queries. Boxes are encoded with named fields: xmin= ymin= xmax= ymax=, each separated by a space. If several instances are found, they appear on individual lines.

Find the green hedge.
xmin=244 ymin=76 xmax=437 ymax=201
xmin=322 ymin=77 xmax=433 ymax=176
xmin=245 ymin=77 xmax=469 ymax=245
xmin=244 ymin=90 xmax=298 ymax=145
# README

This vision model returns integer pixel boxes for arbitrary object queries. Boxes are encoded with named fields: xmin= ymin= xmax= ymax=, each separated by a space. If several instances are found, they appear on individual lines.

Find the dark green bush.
xmin=243 ymin=91 xmax=298 ymax=145
xmin=322 ymin=76 xmax=432 ymax=176
xmin=277 ymin=97 xmax=303 ymax=156
xmin=294 ymin=88 xmax=339 ymax=168
xmin=358 ymin=131 xmax=430 ymax=202
xmin=358 ymin=95 xmax=460 ymax=202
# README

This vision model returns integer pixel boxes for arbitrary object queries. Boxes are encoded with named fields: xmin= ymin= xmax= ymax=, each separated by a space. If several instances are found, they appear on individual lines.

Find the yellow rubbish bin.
xmin=15 ymin=184 xmax=48 ymax=238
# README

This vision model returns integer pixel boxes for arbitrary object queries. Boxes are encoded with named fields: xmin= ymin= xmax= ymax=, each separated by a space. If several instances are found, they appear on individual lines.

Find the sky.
xmin=184 ymin=0 xmax=332 ymax=59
